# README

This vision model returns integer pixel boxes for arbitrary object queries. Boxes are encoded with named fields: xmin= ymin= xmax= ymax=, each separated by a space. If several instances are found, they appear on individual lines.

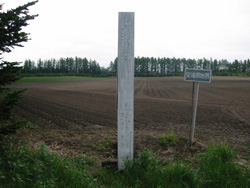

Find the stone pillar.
xmin=117 ymin=12 xmax=134 ymax=170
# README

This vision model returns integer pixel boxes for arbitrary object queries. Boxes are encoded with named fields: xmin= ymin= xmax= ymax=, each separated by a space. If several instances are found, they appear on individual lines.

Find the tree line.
xmin=22 ymin=57 xmax=250 ymax=77
xmin=108 ymin=57 xmax=250 ymax=76
xmin=22 ymin=57 xmax=107 ymax=76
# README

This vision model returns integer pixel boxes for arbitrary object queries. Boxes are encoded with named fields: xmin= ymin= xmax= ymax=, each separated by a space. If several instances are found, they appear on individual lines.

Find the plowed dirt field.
xmin=12 ymin=77 xmax=250 ymax=161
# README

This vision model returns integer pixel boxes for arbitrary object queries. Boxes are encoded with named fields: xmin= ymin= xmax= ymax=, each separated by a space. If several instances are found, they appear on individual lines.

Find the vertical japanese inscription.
xmin=117 ymin=12 xmax=134 ymax=170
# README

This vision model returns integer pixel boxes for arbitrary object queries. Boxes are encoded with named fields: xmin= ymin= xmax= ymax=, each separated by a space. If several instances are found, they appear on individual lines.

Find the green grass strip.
xmin=1 ymin=140 xmax=249 ymax=187
xmin=16 ymin=76 xmax=104 ymax=84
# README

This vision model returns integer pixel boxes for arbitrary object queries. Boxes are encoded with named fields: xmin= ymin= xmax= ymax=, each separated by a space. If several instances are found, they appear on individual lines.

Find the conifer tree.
xmin=0 ymin=1 xmax=38 ymax=136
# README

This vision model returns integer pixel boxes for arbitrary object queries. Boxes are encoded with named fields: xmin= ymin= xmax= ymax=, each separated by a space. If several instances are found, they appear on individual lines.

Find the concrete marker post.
xmin=117 ymin=12 xmax=135 ymax=170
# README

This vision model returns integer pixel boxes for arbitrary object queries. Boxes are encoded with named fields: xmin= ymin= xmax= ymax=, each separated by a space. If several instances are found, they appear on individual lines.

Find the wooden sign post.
xmin=184 ymin=69 xmax=212 ymax=146
xmin=117 ymin=12 xmax=135 ymax=170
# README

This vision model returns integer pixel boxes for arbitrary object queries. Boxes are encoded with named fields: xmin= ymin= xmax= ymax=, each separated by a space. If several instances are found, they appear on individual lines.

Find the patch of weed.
xmin=25 ymin=121 xmax=39 ymax=129
xmin=160 ymin=123 xmax=180 ymax=146
xmin=0 ymin=140 xmax=97 ymax=187
xmin=101 ymin=148 xmax=197 ymax=188
xmin=196 ymin=143 xmax=250 ymax=188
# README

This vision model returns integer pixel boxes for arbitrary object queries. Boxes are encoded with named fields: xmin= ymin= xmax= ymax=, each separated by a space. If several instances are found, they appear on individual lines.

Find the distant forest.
xmin=22 ymin=57 xmax=250 ymax=77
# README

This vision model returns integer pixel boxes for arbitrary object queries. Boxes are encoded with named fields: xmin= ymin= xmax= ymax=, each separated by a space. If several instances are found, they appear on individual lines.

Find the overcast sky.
xmin=2 ymin=0 xmax=250 ymax=67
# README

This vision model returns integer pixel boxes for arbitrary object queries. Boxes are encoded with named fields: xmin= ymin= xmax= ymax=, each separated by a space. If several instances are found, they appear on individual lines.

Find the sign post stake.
xmin=117 ymin=12 xmax=134 ymax=170
xmin=184 ymin=69 xmax=211 ymax=147
xmin=188 ymin=82 xmax=199 ymax=146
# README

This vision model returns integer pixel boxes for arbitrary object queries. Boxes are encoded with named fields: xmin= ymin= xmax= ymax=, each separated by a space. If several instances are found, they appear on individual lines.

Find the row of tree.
xmin=22 ymin=57 xmax=105 ymax=75
xmin=108 ymin=57 xmax=250 ymax=76
xmin=22 ymin=57 xmax=250 ymax=76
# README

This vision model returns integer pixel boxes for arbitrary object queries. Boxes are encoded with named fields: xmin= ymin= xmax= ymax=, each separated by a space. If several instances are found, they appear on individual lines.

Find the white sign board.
xmin=184 ymin=69 xmax=212 ymax=83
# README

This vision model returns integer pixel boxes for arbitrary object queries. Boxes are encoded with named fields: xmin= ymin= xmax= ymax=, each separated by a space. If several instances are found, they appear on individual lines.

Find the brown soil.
xmin=11 ymin=77 xmax=250 ymax=163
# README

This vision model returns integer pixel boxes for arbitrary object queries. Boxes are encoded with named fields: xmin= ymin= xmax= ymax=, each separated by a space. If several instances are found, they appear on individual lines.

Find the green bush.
xmin=197 ymin=143 xmax=250 ymax=188
xmin=0 ymin=140 xmax=97 ymax=188
xmin=103 ymin=149 xmax=197 ymax=188
xmin=99 ymin=145 xmax=249 ymax=188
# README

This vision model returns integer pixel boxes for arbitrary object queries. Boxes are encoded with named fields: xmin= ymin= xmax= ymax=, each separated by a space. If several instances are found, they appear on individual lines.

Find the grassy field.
xmin=16 ymin=76 xmax=104 ymax=84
